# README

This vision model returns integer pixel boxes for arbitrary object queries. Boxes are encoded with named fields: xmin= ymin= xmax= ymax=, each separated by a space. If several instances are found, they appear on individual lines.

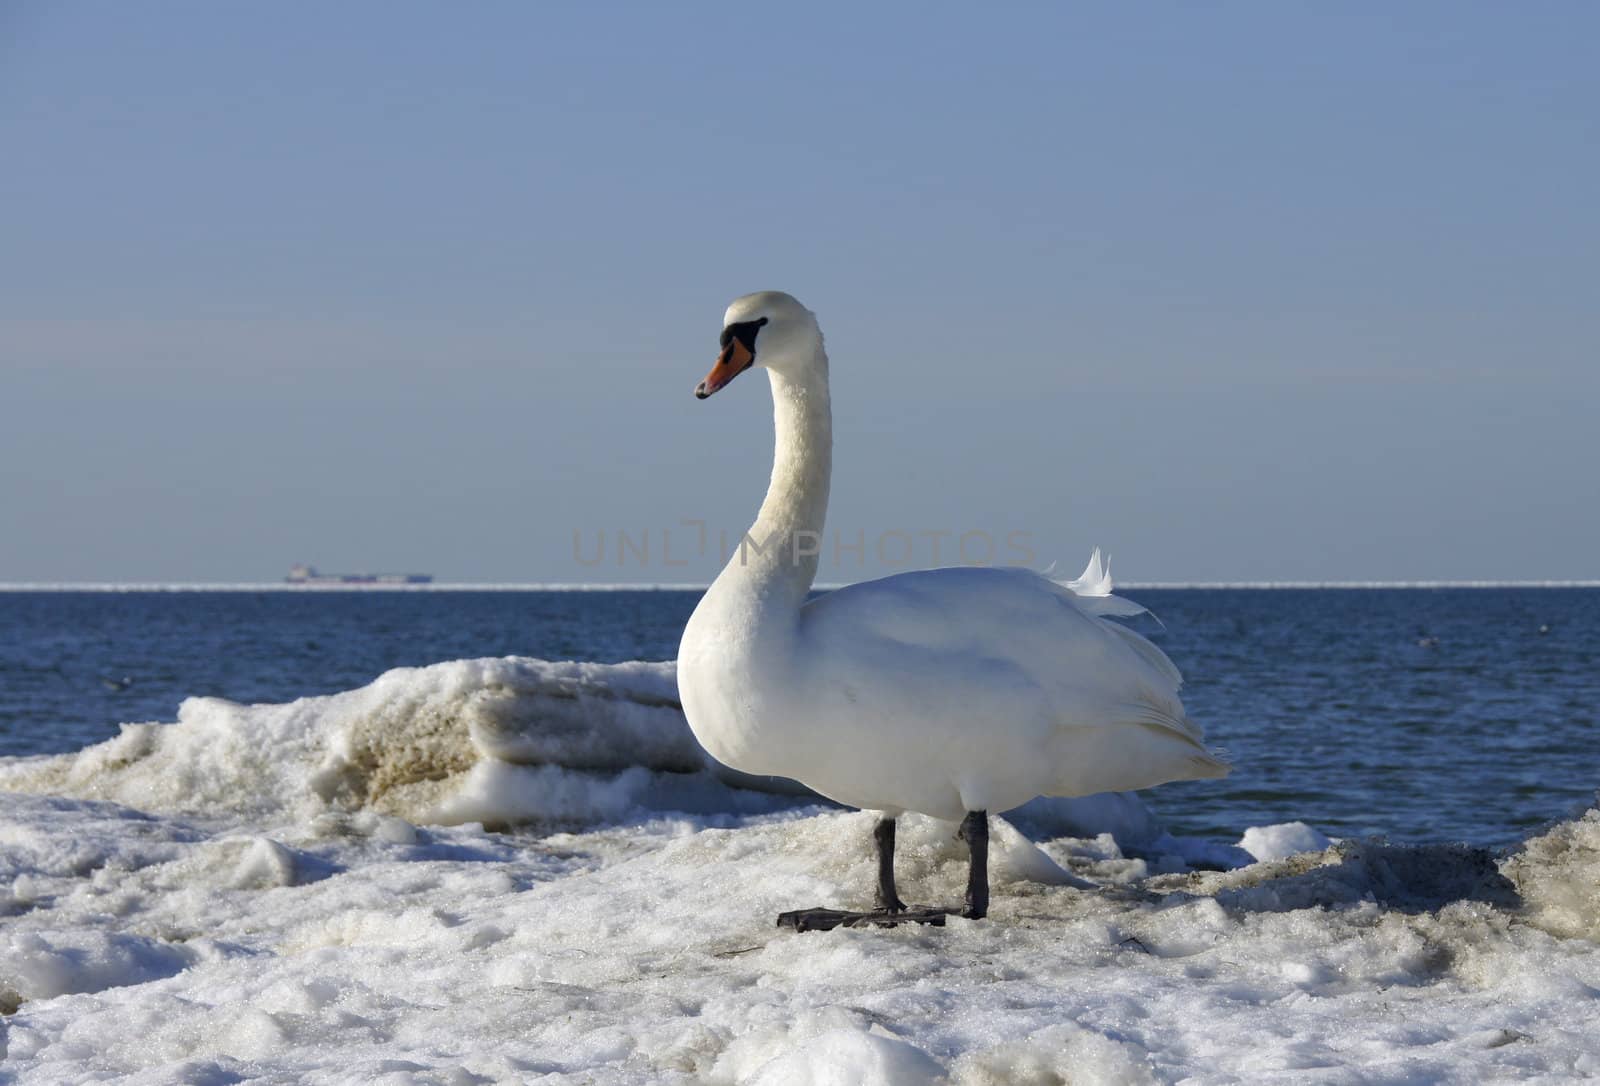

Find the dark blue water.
xmin=2 ymin=589 xmax=1596 ymax=846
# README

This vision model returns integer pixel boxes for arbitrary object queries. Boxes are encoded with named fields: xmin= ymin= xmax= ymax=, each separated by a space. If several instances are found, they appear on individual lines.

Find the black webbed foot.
xmin=776 ymin=907 xmax=948 ymax=932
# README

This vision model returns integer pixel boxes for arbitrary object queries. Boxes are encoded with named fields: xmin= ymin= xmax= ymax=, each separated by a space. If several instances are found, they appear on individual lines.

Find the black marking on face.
xmin=719 ymin=316 xmax=768 ymax=353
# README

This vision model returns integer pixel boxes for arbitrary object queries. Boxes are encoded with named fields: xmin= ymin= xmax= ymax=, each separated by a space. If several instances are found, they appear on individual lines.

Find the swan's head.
xmin=695 ymin=290 xmax=821 ymax=399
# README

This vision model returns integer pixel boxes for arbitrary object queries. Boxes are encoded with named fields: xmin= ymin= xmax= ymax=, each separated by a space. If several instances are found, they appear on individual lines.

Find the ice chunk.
xmin=1239 ymin=821 xmax=1334 ymax=862
xmin=230 ymin=837 xmax=298 ymax=889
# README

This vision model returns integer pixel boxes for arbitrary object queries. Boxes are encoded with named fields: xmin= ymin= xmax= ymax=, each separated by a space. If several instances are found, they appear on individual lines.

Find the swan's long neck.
xmin=722 ymin=343 xmax=832 ymax=611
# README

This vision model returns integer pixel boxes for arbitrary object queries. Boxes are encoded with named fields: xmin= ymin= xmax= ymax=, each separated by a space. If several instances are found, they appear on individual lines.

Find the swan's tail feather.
xmin=1065 ymin=547 xmax=1112 ymax=597
xmin=1130 ymin=715 xmax=1231 ymax=778
xmin=1050 ymin=548 xmax=1231 ymax=783
xmin=1185 ymin=750 xmax=1232 ymax=779
xmin=1119 ymin=696 xmax=1205 ymax=744
xmin=1056 ymin=548 xmax=1148 ymax=619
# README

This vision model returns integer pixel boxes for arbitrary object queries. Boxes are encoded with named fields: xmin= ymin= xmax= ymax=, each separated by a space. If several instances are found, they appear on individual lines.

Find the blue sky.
xmin=2 ymin=2 xmax=1596 ymax=583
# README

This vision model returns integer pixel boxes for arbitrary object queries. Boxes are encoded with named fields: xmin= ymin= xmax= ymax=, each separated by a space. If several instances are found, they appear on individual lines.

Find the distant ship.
xmin=286 ymin=564 xmax=433 ymax=586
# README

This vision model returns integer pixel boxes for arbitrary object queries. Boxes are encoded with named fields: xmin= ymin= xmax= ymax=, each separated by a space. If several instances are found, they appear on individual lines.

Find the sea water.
xmin=3 ymin=587 xmax=1595 ymax=845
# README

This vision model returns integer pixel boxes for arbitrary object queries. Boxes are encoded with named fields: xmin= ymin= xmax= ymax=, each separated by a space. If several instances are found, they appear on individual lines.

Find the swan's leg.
xmin=874 ymin=816 xmax=906 ymax=913
xmin=776 ymin=815 xmax=949 ymax=931
xmin=959 ymin=810 xmax=989 ymax=919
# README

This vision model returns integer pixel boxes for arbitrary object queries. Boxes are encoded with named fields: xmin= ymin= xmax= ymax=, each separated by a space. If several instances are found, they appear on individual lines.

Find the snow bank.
xmin=0 ymin=656 xmax=1164 ymax=847
xmin=0 ymin=657 xmax=715 ymax=823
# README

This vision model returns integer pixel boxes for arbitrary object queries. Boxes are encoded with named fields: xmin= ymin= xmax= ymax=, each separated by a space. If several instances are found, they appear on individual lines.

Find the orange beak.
xmin=695 ymin=337 xmax=754 ymax=399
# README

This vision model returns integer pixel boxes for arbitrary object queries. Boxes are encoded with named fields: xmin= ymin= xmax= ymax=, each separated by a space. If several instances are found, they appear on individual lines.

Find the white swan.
xmin=677 ymin=291 xmax=1228 ymax=927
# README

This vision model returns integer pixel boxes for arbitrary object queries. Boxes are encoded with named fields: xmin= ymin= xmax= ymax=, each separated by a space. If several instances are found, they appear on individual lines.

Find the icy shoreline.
xmin=2 ymin=657 xmax=1598 ymax=1081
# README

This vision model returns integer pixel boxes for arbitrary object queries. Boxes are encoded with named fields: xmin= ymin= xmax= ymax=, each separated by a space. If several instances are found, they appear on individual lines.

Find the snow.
xmin=3 ymin=656 xmax=1599 ymax=1082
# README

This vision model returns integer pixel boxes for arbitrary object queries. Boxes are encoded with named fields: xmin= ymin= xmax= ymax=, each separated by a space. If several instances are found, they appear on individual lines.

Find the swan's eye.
xmin=720 ymin=317 xmax=769 ymax=351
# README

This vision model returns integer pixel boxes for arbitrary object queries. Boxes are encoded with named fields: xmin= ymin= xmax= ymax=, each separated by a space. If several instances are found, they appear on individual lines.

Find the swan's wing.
xmin=800 ymin=560 xmax=1227 ymax=789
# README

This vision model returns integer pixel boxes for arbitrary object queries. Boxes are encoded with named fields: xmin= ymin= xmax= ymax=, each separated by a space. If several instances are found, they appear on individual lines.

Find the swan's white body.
xmin=678 ymin=292 xmax=1226 ymax=824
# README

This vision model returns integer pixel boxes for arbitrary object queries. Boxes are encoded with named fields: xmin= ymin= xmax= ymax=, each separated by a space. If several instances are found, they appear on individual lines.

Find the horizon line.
xmin=3 ymin=580 xmax=1599 ymax=593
